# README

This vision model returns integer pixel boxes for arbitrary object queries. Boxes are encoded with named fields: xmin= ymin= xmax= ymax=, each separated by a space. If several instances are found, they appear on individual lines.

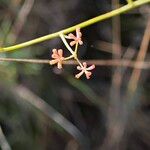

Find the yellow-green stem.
xmin=64 ymin=55 xmax=74 ymax=61
xmin=75 ymin=43 xmax=79 ymax=54
xmin=127 ymin=0 xmax=133 ymax=5
xmin=0 ymin=0 xmax=149 ymax=52
xmin=59 ymin=33 xmax=82 ymax=67
xmin=59 ymin=33 xmax=74 ymax=55
xmin=75 ymin=57 xmax=83 ymax=68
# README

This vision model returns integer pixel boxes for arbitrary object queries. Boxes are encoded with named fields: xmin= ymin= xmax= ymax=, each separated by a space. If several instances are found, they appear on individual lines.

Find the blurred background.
xmin=0 ymin=0 xmax=150 ymax=150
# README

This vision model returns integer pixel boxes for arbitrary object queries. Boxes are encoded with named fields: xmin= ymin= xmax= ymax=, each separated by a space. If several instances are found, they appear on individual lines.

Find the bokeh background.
xmin=0 ymin=0 xmax=150 ymax=150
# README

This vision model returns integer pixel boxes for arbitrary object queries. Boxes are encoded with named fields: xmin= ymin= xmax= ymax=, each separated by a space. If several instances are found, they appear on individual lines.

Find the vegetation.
xmin=0 ymin=0 xmax=150 ymax=149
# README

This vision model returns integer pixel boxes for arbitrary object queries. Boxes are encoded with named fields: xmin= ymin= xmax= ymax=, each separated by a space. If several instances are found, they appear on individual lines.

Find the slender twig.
xmin=111 ymin=0 xmax=122 ymax=98
xmin=12 ymin=85 xmax=89 ymax=149
xmin=0 ymin=0 xmax=149 ymax=52
xmin=6 ymin=0 xmax=35 ymax=43
xmin=94 ymin=40 xmax=136 ymax=55
xmin=102 ymin=0 xmax=123 ymax=149
xmin=0 ymin=58 xmax=50 ymax=64
xmin=127 ymin=18 xmax=150 ymax=95
xmin=0 ymin=57 xmax=150 ymax=69
xmin=111 ymin=0 xmax=122 ymax=108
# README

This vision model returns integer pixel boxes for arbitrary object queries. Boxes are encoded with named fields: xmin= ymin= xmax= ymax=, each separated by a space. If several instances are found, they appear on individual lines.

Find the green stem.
xmin=0 ymin=0 xmax=149 ymax=52
xmin=127 ymin=0 xmax=133 ymax=5
xmin=75 ymin=57 xmax=83 ymax=68
xmin=59 ymin=33 xmax=74 ymax=55
xmin=75 ymin=43 xmax=79 ymax=54
xmin=59 ymin=33 xmax=82 ymax=66
xmin=64 ymin=55 xmax=74 ymax=61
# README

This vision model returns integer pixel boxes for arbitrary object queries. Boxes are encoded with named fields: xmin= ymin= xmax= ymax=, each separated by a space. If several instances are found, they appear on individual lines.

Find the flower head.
xmin=75 ymin=62 xmax=95 ymax=79
xmin=49 ymin=49 xmax=64 ymax=69
xmin=65 ymin=28 xmax=83 ymax=46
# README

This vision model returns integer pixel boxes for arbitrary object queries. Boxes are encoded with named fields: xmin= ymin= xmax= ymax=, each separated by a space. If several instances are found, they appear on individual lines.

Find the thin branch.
xmin=0 ymin=57 xmax=150 ymax=69
xmin=0 ymin=57 xmax=49 ymax=64
xmin=7 ymin=0 xmax=35 ymax=43
xmin=127 ymin=18 xmax=150 ymax=95
xmin=111 ymin=0 xmax=122 ymax=102
xmin=94 ymin=40 xmax=136 ymax=55
xmin=0 ymin=0 xmax=149 ymax=52
xmin=11 ymin=85 xmax=89 ymax=149
xmin=101 ymin=0 xmax=123 ymax=149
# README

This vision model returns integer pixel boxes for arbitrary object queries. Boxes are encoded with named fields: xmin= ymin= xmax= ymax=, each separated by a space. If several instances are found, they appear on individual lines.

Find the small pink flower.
xmin=75 ymin=62 xmax=95 ymax=79
xmin=65 ymin=28 xmax=83 ymax=46
xmin=49 ymin=49 xmax=64 ymax=69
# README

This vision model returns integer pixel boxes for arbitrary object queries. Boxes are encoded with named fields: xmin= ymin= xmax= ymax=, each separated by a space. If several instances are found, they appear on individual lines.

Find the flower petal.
xmin=52 ymin=49 xmax=57 ymax=53
xmin=86 ymin=64 xmax=95 ymax=71
xmin=58 ymin=49 xmax=63 ymax=57
xmin=75 ymin=71 xmax=84 ymax=79
xmin=50 ymin=49 xmax=64 ymax=69
xmin=70 ymin=41 xmax=76 ymax=46
xmin=66 ymin=33 xmax=76 ymax=39
xmin=77 ymin=65 xmax=82 ymax=70
xmin=82 ymin=62 xmax=87 ymax=68
xmin=57 ymin=62 xmax=63 ymax=69
xmin=52 ymin=53 xmax=58 ymax=58
xmin=85 ymin=71 xmax=92 ymax=79
xmin=49 ymin=59 xmax=58 ymax=65
xmin=78 ymin=40 xmax=83 ymax=45
xmin=76 ymin=28 xmax=82 ymax=38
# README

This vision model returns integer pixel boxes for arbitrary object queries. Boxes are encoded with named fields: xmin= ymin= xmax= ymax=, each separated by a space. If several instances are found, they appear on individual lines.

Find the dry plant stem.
xmin=94 ymin=40 xmax=136 ymax=55
xmin=118 ymin=18 xmax=150 ymax=149
xmin=127 ymin=18 xmax=150 ymax=95
xmin=0 ymin=57 xmax=150 ymax=69
xmin=102 ymin=0 xmax=123 ymax=149
xmin=121 ymin=47 xmax=136 ymax=72
xmin=111 ymin=0 xmax=122 ymax=111
xmin=12 ymin=85 xmax=89 ymax=150
xmin=0 ymin=0 xmax=149 ymax=52
xmin=0 ymin=126 xmax=11 ymax=150
xmin=7 ymin=0 xmax=35 ymax=43
xmin=111 ymin=0 xmax=122 ymax=98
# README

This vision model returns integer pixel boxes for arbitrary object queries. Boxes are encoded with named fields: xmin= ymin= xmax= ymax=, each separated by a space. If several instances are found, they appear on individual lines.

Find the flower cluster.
xmin=49 ymin=49 xmax=64 ymax=69
xmin=49 ymin=28 xmax=95 ymax=79
xmin=65 ymin=28 xmax=83 ymax=46
xmin=75 ymin=62 xmax=95 ymax=79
